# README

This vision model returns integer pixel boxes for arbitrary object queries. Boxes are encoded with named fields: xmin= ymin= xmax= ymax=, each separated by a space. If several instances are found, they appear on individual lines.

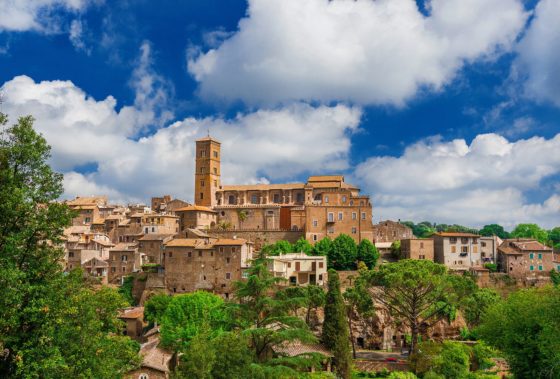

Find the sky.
xmin=0 ymin=0 xmax=559 ymax=230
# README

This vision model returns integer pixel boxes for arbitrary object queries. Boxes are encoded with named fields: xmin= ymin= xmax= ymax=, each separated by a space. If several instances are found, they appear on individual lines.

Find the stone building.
xmin=141 ymin=214 xmax=179 ymax=235
xmin=175 ymin=205 xmax=217 ymax=232
xmin=151 ymin=195 xmax=189 ymax=214
xmin=268 ymin=253 xmax=327 ymax=286
xmin=433 ymin=232 xmax=482 ymax=271
xmin=480 ymin=236 xmax=501 ymax=264
xmin=138 ymin=234 xmax=175 ymax=265
xmin=192 ymin=136 xmax=375 ymax=244
xmin=497 ymin=239 xmax=555 ymax=279
xmin=66 ymin=196 xmax=108 ymax=226
xmin=64 ymin=231 xmax=113 ymax=270
xmin=163 ymin=238 xmax=253 ymax=299
xmin=108 ymin=243 xmax=140 ymax=284
xmin=400 ymin=238 xmax=434 ymax=261
xmin=372 ymin=220 xmax=413 ymax=243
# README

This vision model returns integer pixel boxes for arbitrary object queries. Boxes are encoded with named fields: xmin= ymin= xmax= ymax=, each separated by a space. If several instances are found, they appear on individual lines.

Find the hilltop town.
xmin=60 ymin=136 xmax=560 ymax=378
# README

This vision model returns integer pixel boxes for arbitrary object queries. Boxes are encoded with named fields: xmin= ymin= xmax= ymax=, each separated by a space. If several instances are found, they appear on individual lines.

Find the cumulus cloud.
xmin=188 ymin=0 xmax=528 ymax=106
xmin=69 ymin=19 xmax=90 ymax=54
xmin=1 ymin=75 xmax=360 ymax=204
xmin=354 ymin=133 xmax=560 ymax=229
xmin=0 ymin=0 xmax=93 ymax=33
xmin=514 ymin=0 xmax=560 ymax=107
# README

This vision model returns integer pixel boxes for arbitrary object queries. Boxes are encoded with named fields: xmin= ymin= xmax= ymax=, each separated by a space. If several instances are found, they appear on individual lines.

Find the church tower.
xmin=194 ymin=136 xmax=221 ymax=207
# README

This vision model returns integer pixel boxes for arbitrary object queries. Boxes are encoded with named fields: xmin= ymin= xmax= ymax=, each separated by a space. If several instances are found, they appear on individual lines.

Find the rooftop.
xmin=174 ymin=205 xmax=216 ymax=213
xmin=433 ymin=232 xmax=479 ymax=238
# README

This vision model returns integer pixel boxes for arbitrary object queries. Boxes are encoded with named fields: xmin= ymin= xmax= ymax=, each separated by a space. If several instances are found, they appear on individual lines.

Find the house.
xmin=109 ymin=243 xmax=140 ymax=283
xmin=372 ymin=220 xmax=414 ymax=243
xmin=268 ymin=253 xmax=327 ymax=286
xmin=66 ymin=196 xmax=108 ymax=226
xmin=497 ymin=239 xmax=555 ymax=279
xmin=480 ymin=236 xmax=501 ymax=264
xmin=119 ymin=306 xmax=145 ymax=341
xmin=82 ymin=257 xmax=110 ymax=284
xmin=175 ymin=205 xmax=217 ymax=232
xmin=433 ymin=232 xmax=482 ymax=271
xmin=141 ymin=214 xmax=179 ymax=235
xmin=138 ymin=234 xmax=175 ymax=265
xmin=163 ymin=237 xmax=253 ymax=299
xmin=400 ymin=238 xmax=434 ymax=261
xmin=125 ymin=329 xmax=175 ymax=379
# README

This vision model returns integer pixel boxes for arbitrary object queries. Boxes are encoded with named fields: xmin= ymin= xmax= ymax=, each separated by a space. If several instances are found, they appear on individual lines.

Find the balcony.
xmin=459 ymin=252 xmax=468 ymax=257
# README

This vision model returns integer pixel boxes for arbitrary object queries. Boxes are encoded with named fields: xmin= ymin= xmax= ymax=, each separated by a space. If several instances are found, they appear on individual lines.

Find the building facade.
xmin=268 ymin=253 xmax=327 ymax=286
xmin=400 ymin=238 xmax=434 ymax=261
xmin=497 ymin=239 xmax=555 ymax=279
xmin=372 ymin=220 xmax=414 ymax=243
xmin=433 ymin=232 xmax=481 ymax=271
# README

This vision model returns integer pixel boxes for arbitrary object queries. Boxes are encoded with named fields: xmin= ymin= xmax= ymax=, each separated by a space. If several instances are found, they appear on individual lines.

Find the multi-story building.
xmin=433 ymin=232 xmax=481 ymax=271
xmin=138 ymin=234 xmax=174 ymax=264
xmin=141 ymin=214 xmax=179 ymax=235
xmin=108 ymin=243 xmax=140 ymax=284
xmin=497 ymin=239 xmax=555 ymax=279
xmin=372 ymin=220 xmax=414 ymax=243
xmin=400 ymin=238 xmax=434 ymax=261
xmin=268 ymin=253 xmax=327 ymax=286
xmin=163 ymin=237 xmax=252 ymax=299
xmin=175 ymin=205 xmax=217 ymax=232
xmin=193 ymin=137 xmax=375 ymax=244
xmin=64 ymin=231 xmax=113 ymax=270
xmin=480 ymin=236 xmax=501 ymax=264
xmin=66 ymin=196 xmax=108 ymax=226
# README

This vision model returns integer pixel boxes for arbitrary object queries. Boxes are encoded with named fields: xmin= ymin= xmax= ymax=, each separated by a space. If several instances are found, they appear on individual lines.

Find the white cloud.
xmin=69 ymin=19 xmax=90 ymax=54
xmin=0 ymin=0 xmax=93 ymax=33
xmin=355 ymin=133 xmax=560 ymax=229
xmin=188 ymin=0 xmax=528 ymax=106
xmin=514 ymin=0 xmax=560 ymax=107
xmin=1 ymin=75 xmax=360 ymax=204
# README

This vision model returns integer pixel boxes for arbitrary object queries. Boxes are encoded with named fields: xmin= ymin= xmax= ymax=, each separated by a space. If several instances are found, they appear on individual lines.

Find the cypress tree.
xmin=322 ymin=269 xmax=352 ymax=378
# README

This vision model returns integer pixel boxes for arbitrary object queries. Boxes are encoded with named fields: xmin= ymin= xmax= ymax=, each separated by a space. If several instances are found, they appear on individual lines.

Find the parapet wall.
xmin=207 ymin=229 xmax=304 ymax=250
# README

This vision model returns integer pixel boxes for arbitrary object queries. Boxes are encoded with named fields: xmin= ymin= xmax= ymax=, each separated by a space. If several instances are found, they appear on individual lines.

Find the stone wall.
xmin=207 ymin=229 xmax=304 ymax=250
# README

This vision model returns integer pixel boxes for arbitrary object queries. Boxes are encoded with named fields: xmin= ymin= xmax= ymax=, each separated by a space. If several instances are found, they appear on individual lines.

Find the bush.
xmin=483 ymin=263 xmax=497 ymax=272
xmin=118 ymin=275 xmax=135 ymax=305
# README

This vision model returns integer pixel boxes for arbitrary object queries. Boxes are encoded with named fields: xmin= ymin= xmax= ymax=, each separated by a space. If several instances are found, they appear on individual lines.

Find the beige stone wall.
xmin=501 ymin=251 xmax=555 ymax=279
xmin=139 ymin=240 xmax=166 ymax=264
xmin=401 ymin=239 xmax=434 ymax=261
xmin=108 ymin=250 xmax=137 ymax=283
xmin=207 ymin=230 xmax=304 ymax=251
xmin=372 ymin=221 xmax=413 ymax=243
xmin=305 ymin=202 xmax=373 ymax=244
xmin=215 ymin=207 xmax=281 ymax=230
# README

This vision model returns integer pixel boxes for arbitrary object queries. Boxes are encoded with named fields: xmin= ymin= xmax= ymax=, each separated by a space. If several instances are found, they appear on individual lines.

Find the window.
xmin=361 ymin=212 xmax=366 ymax=220
xmin=267 ymin=210 xmax=274 ymax=215
xmin=288 ymin=262 xmax=291 ymax=268
xmin=338 ymin=212 xmax=343 ymax=221
xmin=232 ymin=247 xmax=237 ymax=253
xmin=219 ymin=247 xmax=224 ymax=253
xmin=200 ymin=192 xmax=204 ymax=200
xmin=168 ymin=252 xmax=172 ymax=258
xmin=328 ymin=213 xmax=334 ymax=222
xmin=200 ymin=180 xmax=205 ymax=187
xmin=273 ymin=194 xmax=280 ymax=203
xmin=538 ymin=253 xmax=543 ymax=260
xmin=122 ymin=267 xmax=126 ymax=272
xmin=213 ymin=150 xmax=218 ymax=158
xmin=450 ymin=237 xmax=457 ymax=244
xmin=462 ymin=246 xmax=468 ymax=253
xmin=226 ymin=257 xmax=230 ymax=264
xmin=420 ymin=242 xmax=424 ymax=248
xmin=538 ymin=265 xmax=543 ymax=271
xmin=210 ymin=251 xmax=214 ymax=257
xmin=121 ymin=255 xmax=127 ymax=262
xmin=342 ymin=195 xmax=347 ymax=203
xmin=198 ymin=251 xmax=202 ymax=257
xmin=324 ymin=196 xmax=329 ymax=203
xmin=69 ymin=252 xmax=74 ymax=258
xmin=419 ymin=255 xmax=425 ymax=260
xmin=151 ymin=227 xmax=155 ymax=232
xmin=451 ymin=246 xmax=456 ymax=253
xmin=530 ymin=253 xmax=534 ymax=259
xmin=327 ymin=226 xmax=334 ymax=234
xmin=187 ymin=251 xmax=192 ymax=257
xmin=313 ymin=234 xmax=318 ymax=242
xmin=228 ymin=195 xmax=235 ymax=205
xmin=481 ymin=242 xmax=486 ymax=247
xmin=111 ymin=267 xmax=116 ymax=272
xmin=200 ymin=150 xmax=206 ymax=157
xmin=226 ymin=272 xmax=231 ymax=280
xmin=473 ymin=246 xmax=478 ymax=253
xmin=213 ymin=167 xmax=217 ymax=175
xmin=139 ymin=373 xmax=149 ymax=379
xmin=200 ymin=167 xmax=204 ymax=174
xmin=251 ymin=194 xmax=258 ymax=204
xmin=349 ymin=200 xmax=354 ymax=205
xmin=530 ymin=265 xmax=534 ymax=271
xmin=352 ymin=227 xmax=357 ymax=234
xmin=319 ymin=262 xmax=324 ymax=269
xmin=313 ymin=219 xmax=318 ymax=227
xmin=352 ymin=212 xmax=357 ymax=220
xmin=242 ymin=271 xmax=249 ymax=278
xmin=85 ymin=217 xmax=91 ymax=223
xmin=461 ymin=237 xmax=469 ymax=244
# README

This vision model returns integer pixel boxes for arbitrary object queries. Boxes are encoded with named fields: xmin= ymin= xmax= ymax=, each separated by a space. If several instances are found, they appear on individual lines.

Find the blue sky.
xmin=1 ymin=0 xmax=559 ymax=229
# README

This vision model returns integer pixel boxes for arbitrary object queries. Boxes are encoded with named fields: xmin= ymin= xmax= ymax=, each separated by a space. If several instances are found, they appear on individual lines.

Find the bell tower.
xmin=194 ymin=136 xmax=221 ymax=207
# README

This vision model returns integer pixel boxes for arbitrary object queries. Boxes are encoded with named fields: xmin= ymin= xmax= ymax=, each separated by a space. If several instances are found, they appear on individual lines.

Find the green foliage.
xmin=160 ymin=291 xmax=226 ymax=351
xmin=294 ymin=237 xmax=313 ymax=255
xmin=479 ymin=224 xmax=510 ymax=239
xmin=390 ymin=240 xmax=402 ymax=259
xmin=323 ymin=270 xmax=352 ymax=379
xmin=329 ymin=234 xmax=358 ymax=270
xmin=313 ymin=236 xmax=333 ymax=256
xmin=144 ymin=293 xmax=172 ymax=324
xmin=344 ymin=271 xmax=374 ymax=358
xmin=551 ymin=269 xmax=560 ymax=287
xmin=229 ymin=258 xmax=319 ymax=374
xmin=411 ymin=341 xmax=470 ymax=378
xmin=357 ymin=239 xmax=379 ymax=269
xmin=510 ymin=223 xmax=549 ymax=244
xmin=471 ymin=341 xmax=496 ymax=371
xmin=0 ymin=114 xmax=140 ymax=377
xmin=210 ymin=332 xmax=255 ymax=379
xmin=549 ymin=227 xmax=560 ymax=247
xmin=400 ymin=221 xmax=436 ymax=238
xmin=262 ymin=240 xmax=293 ymax=256
xmin=386 ymin=372 xmax=417 ymax=379
xmin=118 ymin=275 xmax=136 ymax=305
xmin=461 ymin=288 xmax=501 ymax=328
xmin=483 ymin=263 xmax=497 ymax=272
xmin=363 ymin=260 xmax=455 ymax=353
xmin=477 ymin=286 xmax=560 ymax=378
xmin=174 ymin=325 xmax=216 ymax=379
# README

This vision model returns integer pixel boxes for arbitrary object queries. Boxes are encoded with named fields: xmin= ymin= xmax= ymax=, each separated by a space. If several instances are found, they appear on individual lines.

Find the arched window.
xmin=228 ymin=195 xmax=235 ymax=205
xmin=139 ymin=374 xmax=149 ymax=379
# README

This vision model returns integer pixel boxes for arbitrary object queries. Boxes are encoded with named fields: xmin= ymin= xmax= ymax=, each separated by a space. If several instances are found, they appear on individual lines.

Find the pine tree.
xmin=322 ymin=270 xmax=352 ymax=378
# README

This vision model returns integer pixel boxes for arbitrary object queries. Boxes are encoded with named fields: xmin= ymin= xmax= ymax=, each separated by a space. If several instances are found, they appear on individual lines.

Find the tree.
xmin=238 ymin=210 xmax=248 ymax=229
xmin=160 ymin=291 xmax=226 ymax=351
xmin=262 ymin=240 xmax=293 ymax=256
xmin=390 ymin=240 xmax=402 ymax=259
xmin=210 ymin=332 xmax=254 ymax=379
xmin=144 ymin=293 xmax=172 ymax=324
xmin=363 ymin=260 xmax=454 ymax=354
xmin=313 ymin=236 xmax=333 ymax=256
xmin=174 ymin=324 xmax=216 ymax=379
xmin=322 ymin=270 xmax=352 ymax=379
xmin=304 ymin=284 xmax=326 ymax=326
xmin=229 ymin=259 xmax=319 ymax=374
xmin=549 ymin=227 xmax=560 ymax=248
xmin=356 ymin=239 xmax=379 ymax=269
xmin=479 ymin=224 xmax=510 ymax=239
xmin=461 ymin=288 xmax=501 ymax=328
xmin=293 ymin=237 xmax=313 ymax=255
xmin=0 ymin=114 xmax=140 ymax=377
xmin=329 ymin=234 xmax=358 ymax=270
xmin=344 ymin=269 xmax=374 ymax=358
xmin=477 ymin=286 xmax=560 ymax=378
xmin=511 ymin=223 xmax=549 ymax=244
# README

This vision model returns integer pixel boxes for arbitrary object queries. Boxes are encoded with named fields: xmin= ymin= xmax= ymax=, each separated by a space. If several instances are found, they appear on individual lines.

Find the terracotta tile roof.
xmin=307 ymin=175 xmax=344 ymax=183
xmin=92 ymin=218 xmax=105 ymax=225
xmin=82 ymin=257 xmax=109 ymax=267
xmin=93 ymin=239 xmax=114 ymax=247
xmin=196 ymin=136 xmax=220 ymax=143
xmin=501 ymin=239 xmax=552 ymax=252
xmin=220 ymin=183 xmax=305 ymax=192
xmin=64 ymin=226 xmax=91 ymax=235
xmin=165 ymin=238 xmax=247 ymax=248
xmin=66 ymin=196 xmax=107 ymax=206
xmin=275 ymin=341 xmax=333 ymax=357
xmin=105 ymin=214 xmax=123 ymax=220
xmin=165 ymin=239 xmax=202 ymax=248
xmin=138 ymin=234 xmax=175 ymax=241
xmin=111 ymin=243 xmax=137 ymax=251
xmin=129 ymin=213 xmax=145 ymax=218
xmin=119 ymin=306 xmax=144 ymax=320
xmin=433 ymin=232 xmax=479 ymax=238
xmin=174 ymin=205 xmax=216 ymax=212
xmin=139 ymin=338 xmax=173 ymax=373
xmin=213 ymin=238 xmax=247 ymax=246
xmin=498 ymin=245 xmax=523 ymax=255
